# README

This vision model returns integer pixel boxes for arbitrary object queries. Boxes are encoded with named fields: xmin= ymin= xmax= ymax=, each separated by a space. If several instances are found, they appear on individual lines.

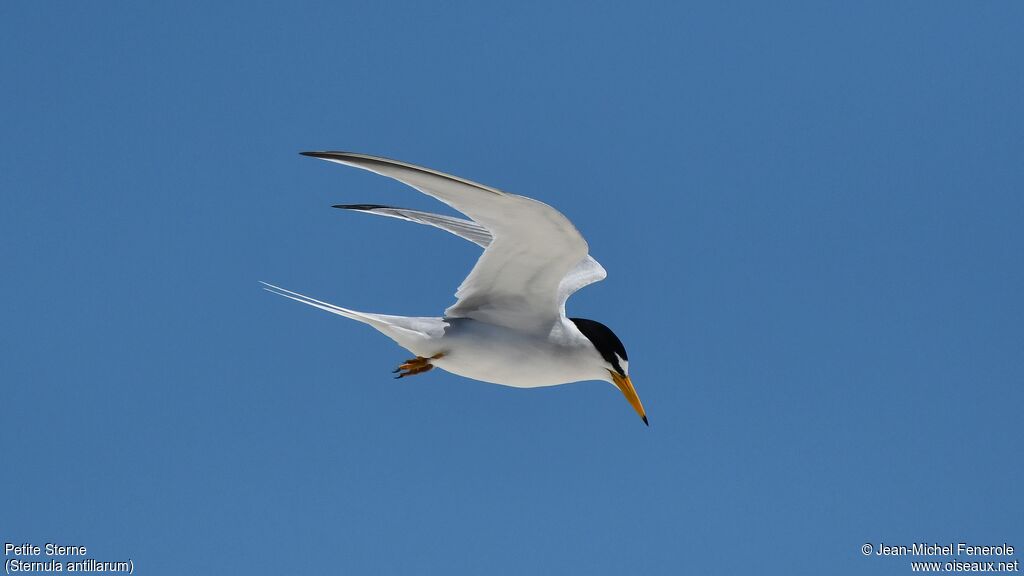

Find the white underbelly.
xmin=427 ymin=319 xmax=603 ymax=388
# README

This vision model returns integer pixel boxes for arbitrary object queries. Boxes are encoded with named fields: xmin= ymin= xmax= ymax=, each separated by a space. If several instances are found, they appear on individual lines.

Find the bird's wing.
xmin=305 ymin=152 xmax=601 ymax=332
xmin=334 ymin=204 xmax=492 ymax=247
xmin=554 ymin=255 xmax=607 ymax=316
xmin=336 ymin=204 xmax=607 ymax=316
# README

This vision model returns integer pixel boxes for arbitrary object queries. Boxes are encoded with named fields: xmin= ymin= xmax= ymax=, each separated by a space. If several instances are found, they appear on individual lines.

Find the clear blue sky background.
xmin=3 ymin=2 xmax=1021 ymax=574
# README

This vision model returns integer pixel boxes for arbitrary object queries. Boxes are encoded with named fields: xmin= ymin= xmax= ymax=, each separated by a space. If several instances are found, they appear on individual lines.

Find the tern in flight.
xmin=264 ymin=152 xmax=647 ymax=425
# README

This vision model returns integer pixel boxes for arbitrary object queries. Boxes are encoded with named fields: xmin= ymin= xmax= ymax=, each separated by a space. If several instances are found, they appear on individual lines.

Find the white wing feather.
xmin=335 ymin=205 xmax=491 ymax=247
xmin=337 ymin=205 xmax=606 ymax=315
xmin=307 ymin=152 xmax=603 ymax=332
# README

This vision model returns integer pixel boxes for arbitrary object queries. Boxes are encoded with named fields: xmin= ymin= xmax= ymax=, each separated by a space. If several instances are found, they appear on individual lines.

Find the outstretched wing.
xmin=336 ymin=204 xmax=607 ymax=317
xmin=305 ymin=152 xmax=601 ymax=332
xmin=333 ymin=204 xmax=492 ymax=247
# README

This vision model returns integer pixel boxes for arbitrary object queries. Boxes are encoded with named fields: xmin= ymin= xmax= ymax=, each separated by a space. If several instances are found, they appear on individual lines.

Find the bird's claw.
xmin=392 ymin=353 xmax=445 ymax=379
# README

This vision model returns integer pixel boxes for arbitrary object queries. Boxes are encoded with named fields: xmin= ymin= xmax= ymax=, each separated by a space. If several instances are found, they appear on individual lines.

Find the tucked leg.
xmin=393 ymin=353 xmax=445 ymax=379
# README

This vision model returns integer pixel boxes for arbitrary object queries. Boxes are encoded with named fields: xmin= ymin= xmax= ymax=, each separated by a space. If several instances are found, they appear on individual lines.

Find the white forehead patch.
xmin=616 ymin=353 xmax=629 ymax=375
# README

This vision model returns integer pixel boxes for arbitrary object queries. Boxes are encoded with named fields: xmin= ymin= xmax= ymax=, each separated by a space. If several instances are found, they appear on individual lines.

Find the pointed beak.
xmin=610 ymin=371 xmax=648 ymax=426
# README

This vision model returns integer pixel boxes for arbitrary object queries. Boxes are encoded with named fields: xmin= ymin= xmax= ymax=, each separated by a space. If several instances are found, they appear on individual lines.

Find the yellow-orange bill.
xmin=611 ymin=371 xmax=648 ymax=426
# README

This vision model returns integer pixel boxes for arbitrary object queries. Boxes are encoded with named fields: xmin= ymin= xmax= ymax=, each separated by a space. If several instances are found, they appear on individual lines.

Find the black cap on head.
xmin=570 ymin=318 xmax=628 ymax=375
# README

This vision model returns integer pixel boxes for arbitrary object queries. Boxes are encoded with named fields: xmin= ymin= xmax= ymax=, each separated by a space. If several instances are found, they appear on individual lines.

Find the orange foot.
xmin=393 ymin=353 xmax=445 ymax=379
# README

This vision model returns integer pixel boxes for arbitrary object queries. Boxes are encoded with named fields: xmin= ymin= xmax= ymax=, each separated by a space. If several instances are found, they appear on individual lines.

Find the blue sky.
xmin=2 ymin=2 xmax=1022 ymax=574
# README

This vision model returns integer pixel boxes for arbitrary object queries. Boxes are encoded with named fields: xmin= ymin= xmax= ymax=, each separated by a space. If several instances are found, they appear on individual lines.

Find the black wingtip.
xmin=333 ymin=204 xmax=396 ymax=211
xmin=642 ymin=415 xmax=649 ymax=426
xmin=301 ymin=151 xmax=346 ymax=160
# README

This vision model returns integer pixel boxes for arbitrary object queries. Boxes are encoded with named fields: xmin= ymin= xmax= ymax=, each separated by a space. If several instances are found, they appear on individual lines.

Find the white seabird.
xmin=264 ymin=152 xmax=647 ymax=425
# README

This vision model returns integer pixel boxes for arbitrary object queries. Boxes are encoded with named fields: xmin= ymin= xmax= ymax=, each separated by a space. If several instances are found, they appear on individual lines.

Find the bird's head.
xmin=570 ymin=318 xmax=648 ymax=426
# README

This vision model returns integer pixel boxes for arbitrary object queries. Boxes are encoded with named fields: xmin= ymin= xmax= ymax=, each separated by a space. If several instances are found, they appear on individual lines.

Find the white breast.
xmin=428 ymin=318 xmax=608 ymax=388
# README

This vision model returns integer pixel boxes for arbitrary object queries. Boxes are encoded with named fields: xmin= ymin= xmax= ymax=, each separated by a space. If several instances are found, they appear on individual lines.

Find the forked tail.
xmin=260 ymin=282 xmax=446 ymax=352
